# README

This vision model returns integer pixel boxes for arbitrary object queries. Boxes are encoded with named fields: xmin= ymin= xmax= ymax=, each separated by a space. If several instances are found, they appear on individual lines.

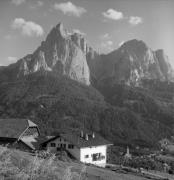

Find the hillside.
xmin=0 ymin=23 xmax=174 ymax=147
xmin=0 ymin=72 xmax=173 ymax=147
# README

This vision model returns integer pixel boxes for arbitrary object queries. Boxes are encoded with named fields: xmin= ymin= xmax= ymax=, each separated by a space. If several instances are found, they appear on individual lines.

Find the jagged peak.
xmin=55 ymin=22 xmax=68 ymax=38
xmin=121 ymin=39 xmax=148 ymax=50
xmin=56 ymin=22 xmax=63 ymax=29
xmin=155 ymin=49 xmax=171 ymax=66
xmin=155 ymin=49 xmax=170 ymax=60
xmin=155 ymin=49 xmax=165 ymax=55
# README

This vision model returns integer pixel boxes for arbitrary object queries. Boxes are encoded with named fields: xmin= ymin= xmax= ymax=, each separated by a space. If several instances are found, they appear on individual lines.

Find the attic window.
xmin=68 ymin=144 xmax=74 ymax=149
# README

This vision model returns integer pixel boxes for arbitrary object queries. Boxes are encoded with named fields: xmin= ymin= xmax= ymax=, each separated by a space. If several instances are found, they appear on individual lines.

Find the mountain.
xmin=90 ymin=39 xmax=174 ymax=87
xmin=0 ymin=23 xmax=174 ymax=148
xmin=0 ymin=23 xmax=98 ymax=85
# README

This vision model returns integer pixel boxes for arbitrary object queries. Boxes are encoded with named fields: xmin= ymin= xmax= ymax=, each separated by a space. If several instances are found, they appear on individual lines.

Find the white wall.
xmin=46 ymin=137 xmax=108 ymax=166
xmin=46 ymin=137 xmax=80 ymax=160
xmin=80 ymin=145 xmax=107 ymax=166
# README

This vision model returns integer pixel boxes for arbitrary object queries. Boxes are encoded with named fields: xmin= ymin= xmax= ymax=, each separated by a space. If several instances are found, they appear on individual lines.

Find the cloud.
xmin=102 ymin=9 xmax=123 ymax=20
xmin=101 ymin=40 xmax=113 ymax=48
xmin=30 ymin=1 xmax=44 ymax=9
xmin=12 ymin=18 xmax=44 ymax=37
xmin=100 ymin=40 xmax=114 ymax=52
xmin=54 ymin=1 xmax=86 ymax=17
xmin=8 ymin=56 xmax=18 ymax=62
xmin=37 ymin=1 xmax=43 ymax=7
xmin=73 ymin=29 xmax=86 ymax=36
xmin=11 ymin=0 xmax=26 ymax=5
xmin=129 ymin=16 xmax=143 ymax=25
xmin=100 ymin=33 xmax=110 ymax=40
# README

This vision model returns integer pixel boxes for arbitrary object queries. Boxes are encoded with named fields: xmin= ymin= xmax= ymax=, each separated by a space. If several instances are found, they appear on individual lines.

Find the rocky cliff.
xmin=91 ymin=39 xmax=174 ymax=87
xmin=1 ymin=25 xmax=173 ymax=87
xmin=0 ymin=23 xmax=93 ymax=85
xmin=19 ymin=23 xmax=92 ymax=85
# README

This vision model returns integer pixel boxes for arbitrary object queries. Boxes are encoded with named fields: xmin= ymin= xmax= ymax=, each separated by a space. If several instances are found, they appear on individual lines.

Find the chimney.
xmin=80 ymin=130 xmax=84 ymax=138
xmin=92 ymin=132 xmax=95 ymax=138
xmin=85 ymin=134 xmax=89 ymax=141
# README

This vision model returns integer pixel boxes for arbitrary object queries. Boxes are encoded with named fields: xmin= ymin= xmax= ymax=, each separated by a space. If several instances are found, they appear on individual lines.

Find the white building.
xmin=42 ymin=131 xmax=112 ymax=167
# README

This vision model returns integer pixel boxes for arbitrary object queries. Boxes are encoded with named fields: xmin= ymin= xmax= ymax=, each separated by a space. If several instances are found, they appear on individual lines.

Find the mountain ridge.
xmin=1 ymin=24 xmax=173 ymax=87
xmin=0 ymin=22 xmax=174 ymax=148
xmin=89 ymin=39 xmax=174 ymax=87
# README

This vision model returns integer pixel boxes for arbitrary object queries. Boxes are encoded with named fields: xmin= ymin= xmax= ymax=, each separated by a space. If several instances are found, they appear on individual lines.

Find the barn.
xmin=0 ymin=118 xmax=41 ymax=151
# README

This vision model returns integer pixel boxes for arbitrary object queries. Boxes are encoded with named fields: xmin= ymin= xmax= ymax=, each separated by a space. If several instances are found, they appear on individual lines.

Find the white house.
xmin=42 ymin=131 xmax=112 ymax=167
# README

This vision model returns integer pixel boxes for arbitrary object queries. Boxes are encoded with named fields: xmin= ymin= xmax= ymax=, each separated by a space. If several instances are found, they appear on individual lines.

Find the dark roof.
xmin=0 ymin=119 xmax=37 ymax=139
xmin=21 ymin=136 xmax=47 ymax=150
xmin=42 ymin=132 xmax=112 ymax=148
xmin=41 ymin=135 xmax=61 ymax=147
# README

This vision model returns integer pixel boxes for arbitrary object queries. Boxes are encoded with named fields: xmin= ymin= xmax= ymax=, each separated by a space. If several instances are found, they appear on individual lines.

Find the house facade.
xmin=42 ymin=131 xmax=112 ymax=167
xmin=0 ymin=118 xmax=41 ymax=151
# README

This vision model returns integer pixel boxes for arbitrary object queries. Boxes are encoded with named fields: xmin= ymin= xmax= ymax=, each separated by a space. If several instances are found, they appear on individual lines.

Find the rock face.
xmin=91 ymin=39 xmax=174 ymax=86
xmin=8 ymin=23 xmax=91 ymax=85
xmin=0 ymin=24 xmax=173 ymax=87
xmin=155 ymin=49 xmax=174 ymax=81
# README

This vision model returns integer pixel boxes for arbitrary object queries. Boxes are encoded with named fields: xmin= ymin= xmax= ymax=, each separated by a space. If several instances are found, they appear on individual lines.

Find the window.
xmin=57 ymin=147 xmax=61 ymax=151
xmin=68 ymin=144 xmax=74 ymax=149
xmin=50 ymin=143 xmax=56 ymax=147
xmin=92 ymin=153 xmax=105 ymax=161
xmin=85 ymin=155 xmax=89 ymax=158
xmin=60 ymin=144 xmax=66 ymax=148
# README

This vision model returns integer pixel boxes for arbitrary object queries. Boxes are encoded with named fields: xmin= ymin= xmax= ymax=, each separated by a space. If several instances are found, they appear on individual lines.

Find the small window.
xmin=68 ymin=144 xmax=74 ymax=149
xmin=60 ymin=144 xmax=66 ymax=148
xmin=50 ymin=143 xmax=56 ymax=147
xmin=85 ymin=155 xmax=89 ymax=158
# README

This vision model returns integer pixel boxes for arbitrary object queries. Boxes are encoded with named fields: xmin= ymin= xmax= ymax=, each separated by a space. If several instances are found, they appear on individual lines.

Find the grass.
xmin=0 ymin=146 xmax=86 ymax=180
xmin=1 ymin=146 xmax=171 ymax=180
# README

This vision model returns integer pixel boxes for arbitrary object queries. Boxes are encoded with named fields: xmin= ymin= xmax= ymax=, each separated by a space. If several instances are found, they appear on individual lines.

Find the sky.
xmin=0 ymin=0 xmax=174 ymax=67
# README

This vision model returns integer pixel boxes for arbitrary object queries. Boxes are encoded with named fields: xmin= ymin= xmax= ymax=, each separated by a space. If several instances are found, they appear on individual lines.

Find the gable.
xmin=20 ymin=127 xmax=39 ymax=139
xmin=28 ymin=120 xmax=37 ymax=127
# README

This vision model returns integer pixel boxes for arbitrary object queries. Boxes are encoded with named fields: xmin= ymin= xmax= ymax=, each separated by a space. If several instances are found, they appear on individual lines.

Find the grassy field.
xmin=0 ymin=146 xmax=173 ymax=180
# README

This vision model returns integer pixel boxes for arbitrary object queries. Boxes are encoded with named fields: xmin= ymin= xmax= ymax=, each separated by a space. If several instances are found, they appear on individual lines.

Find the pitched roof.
xmin=43 ymin=131 xmax=112 ymax=148
xmin=0 ymin=119 xmax=37 ymax=139
xmin=21 ymin=136 xmax=47 ymax=150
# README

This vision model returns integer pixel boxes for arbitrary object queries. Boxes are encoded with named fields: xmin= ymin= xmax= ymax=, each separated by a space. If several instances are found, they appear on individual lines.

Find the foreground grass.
xmin=0 ymin=146 xmax=85 ymax=180
xmin=1 ymin=146 xmax=172 ymax=180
